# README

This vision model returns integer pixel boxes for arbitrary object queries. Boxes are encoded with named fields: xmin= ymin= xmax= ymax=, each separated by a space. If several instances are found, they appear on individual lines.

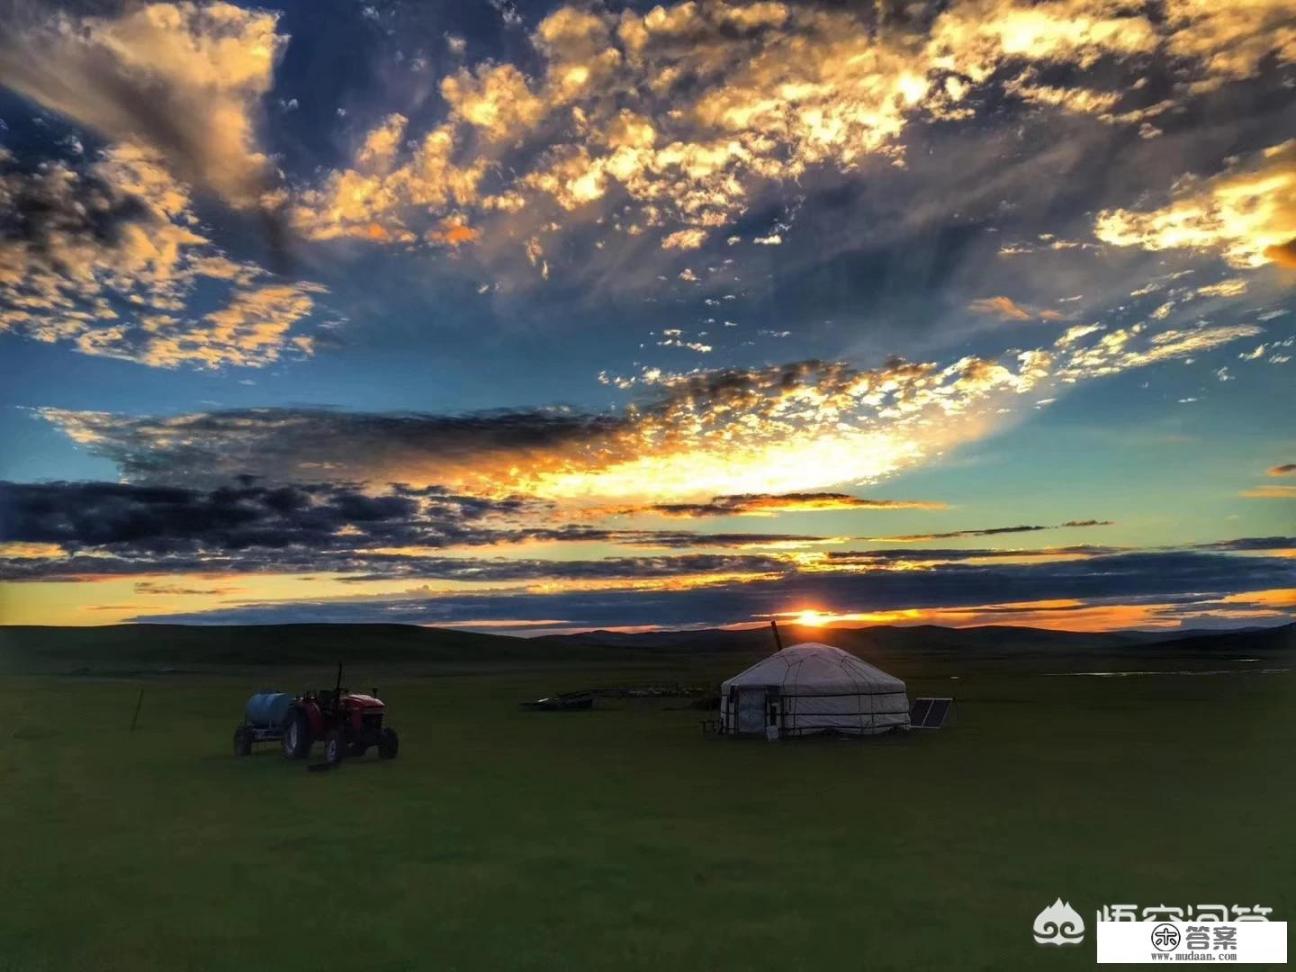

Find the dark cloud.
xmin=0 ymin=479 xmax=833 ymax=579
xmin=334 ymin=553 xmax=788 ymax=585
xmin=129 ymin=550 xmax=1296 ymax=628
xmin=8 ymin=479 xmax=1281 ymax=627
xmin=1269 ymin=464 xmax=1296 ymax=476
xmin=0 ymin=155 xmax=146 ymax=269
xmin=133 ymin=581 xmax=241 ymax=596
xmin=0 ymin=479 xmax=535 ymax=557
xmin=38 ymin=406 xmax=629 ymax=487
xmin=629 ymin=492 xmax=945 ymax=518
xmin=605 ymin=531 xmax=831 ymax=548
xmin=34 ymin=355 xmax=1007 ymax=493
xmin=1194 ymin=536 xmax=1295 ymax=552
xmin=867 ymin=520 xmax=1115 ymax=541
xmin=825 ymin=544 xmax=1124 ymax=563
xmin=45 ymin=364 xmax=860 ymax=488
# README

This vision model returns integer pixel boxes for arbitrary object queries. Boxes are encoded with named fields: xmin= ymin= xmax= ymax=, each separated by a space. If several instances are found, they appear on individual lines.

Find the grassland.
xmin=1 ymin=625 xmax=1293 ymax=971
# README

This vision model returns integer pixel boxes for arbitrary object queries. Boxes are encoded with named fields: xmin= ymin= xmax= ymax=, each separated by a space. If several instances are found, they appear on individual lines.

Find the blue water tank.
xmin=244 ymin=692 xmax=293 ymax=728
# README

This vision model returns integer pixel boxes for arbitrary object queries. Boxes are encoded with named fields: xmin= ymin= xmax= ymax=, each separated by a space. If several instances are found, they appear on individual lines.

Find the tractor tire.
xmin=233 ymin=726 xmax=252 ymax=757
xmin=282 ymin=709 xmax=312 ymax=760
xmin=324 ymin=730 xmax=345 ymax=767
xmin=379 ymin=727 xmax=399 ymax=760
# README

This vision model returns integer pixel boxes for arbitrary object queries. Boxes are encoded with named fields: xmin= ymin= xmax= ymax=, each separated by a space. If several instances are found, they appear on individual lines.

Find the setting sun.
xmin=796 ymin=609 xmax=829 ymax=627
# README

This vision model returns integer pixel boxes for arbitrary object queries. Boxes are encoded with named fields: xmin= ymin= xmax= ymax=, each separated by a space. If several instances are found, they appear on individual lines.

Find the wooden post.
xmin=129 ymin=687 xmax=144 ymax=731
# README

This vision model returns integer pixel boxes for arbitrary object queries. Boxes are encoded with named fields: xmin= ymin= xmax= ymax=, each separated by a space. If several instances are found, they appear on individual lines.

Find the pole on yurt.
xmin=770 ymin=619 xmax=784 ymax=652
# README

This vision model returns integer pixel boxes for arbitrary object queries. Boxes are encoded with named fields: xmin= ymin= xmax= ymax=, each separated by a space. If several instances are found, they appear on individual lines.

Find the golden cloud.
xmin=1056 ymin=323 xmax=1263 ymax=380
xmin=1265 ymin=238 xmax=1296 ymax=269
xmin=39 ymin=304 xmax=1258 ymax=507
xmin=289 ymin=0 xmax=1291 ymax=272
xmin=969 ymin=295 xmax=1064 ymax=321
xmin=0 ymin=2 xmax=286 ymax=208
xmin=1095 ymin=140 xmax=1296 ymax=268
xmin=1241 ymin=485 xmax=1296 ymax=500
xmin=1163 ymin=0 xmax=1296 ymax=92
xmin=0 ymin=144 xmax=326 ymax=369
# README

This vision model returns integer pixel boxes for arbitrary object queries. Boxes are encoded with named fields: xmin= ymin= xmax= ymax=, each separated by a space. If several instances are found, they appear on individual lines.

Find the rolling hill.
xmin=1 ymin=620 xmax=1290 ymax=675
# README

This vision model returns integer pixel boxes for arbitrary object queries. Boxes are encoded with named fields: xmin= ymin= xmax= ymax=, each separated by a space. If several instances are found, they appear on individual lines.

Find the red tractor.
xmin=235 ymin=665 xmax=399 ymax=767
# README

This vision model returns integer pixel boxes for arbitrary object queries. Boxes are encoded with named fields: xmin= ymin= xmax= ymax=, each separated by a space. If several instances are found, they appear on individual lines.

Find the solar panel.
xmin=909 ymin=697 xmax=953 ymax=729
xmin=925 ymin=698 xmax=951 ymax=728
xmin=909 ymin=698 xmax=932 ymax=725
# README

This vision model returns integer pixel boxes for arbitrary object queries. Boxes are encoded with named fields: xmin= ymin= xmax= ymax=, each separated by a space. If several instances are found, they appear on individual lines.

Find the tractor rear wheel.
xmin=379 ymin=727 xmax=399 ymax=759
xmin=282 ymin=709 xmax=312 ymax=760
xmin=324 ymin=730 xmax=345 ymax=766
xmin=233 ymin=726 xmax=252 ymax=757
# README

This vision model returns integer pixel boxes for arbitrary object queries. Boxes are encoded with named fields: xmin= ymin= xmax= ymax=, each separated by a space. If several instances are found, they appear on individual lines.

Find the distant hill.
xmin=0 ymin=621 xmax=1291 ymax=675
xmin=1128 ymin=624 xmax=1296 ymax=656
xmin=553 ymin=622 xmax=1296 ymax=655
xmin=0 ymin=622 xmax=618 ymax=673
xmin=549 ymin=622 xmax=1296 ymax=678
xmin=553 ymin=623 xmax=1169 ymax=653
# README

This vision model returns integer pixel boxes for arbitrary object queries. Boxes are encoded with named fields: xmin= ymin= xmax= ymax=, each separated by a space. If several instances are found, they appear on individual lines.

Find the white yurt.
xmin=720 ymin=642 xmax=910 ymax=737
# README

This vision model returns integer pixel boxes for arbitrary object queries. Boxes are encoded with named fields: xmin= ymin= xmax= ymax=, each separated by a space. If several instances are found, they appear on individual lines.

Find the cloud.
xmin=36 ymin=351 xmax=1061 ymax=503
xmin=1194 ymin=279 xmax=1248 ymax=298
xmin=866 ymin=520 xmax=1114 ymax=542
xmin=824 ymin=544 xmax=1123 ymax=564
xmin=661 ymin=228 xmax=708 ymax=251
xmin=0 ymin=1 xmax=287 ymax=208
xmin=288 ymin=0 xmax=1296 ymax=281
xmin=1269 ymin=464 xmax=1296 ymax=477
xmin=604 ymin=531 xmax=834 ymax=550
xmin=1056 ymin=323 xmax=1263 ymax=381
xmin=1162 ymin=0 xmax=1296 ymax=92
xmin=0 ymin=477 xmax=837 ymax=583
xmin=120 ymin=549 xmax=1296 ymax=629
xmin=969 ymin=296 xmax=1064 ymax=322
xmin=170 ymin=282 xmax=325 ymax=369
xmin=37 ymin=300 xmax=1261 ymax=502
xmin=1267 ymin=239 xmax=1296 ymax=269
xmin=1195 ymin=536 xmax=1295 ymax=552
xmin=970 ymin=296 xmax=1033 ymax=321
xmin=1094 ymin=140 xmax=1296 ymax=269
xmin=6 ymin=477 xmax=1286 ymax=635
xmin=1241 ymin=485 xmax=1296 ymax=500
xmin=0 ymin=144 xmax=325 ymax=368
xmin=0 ymin=479 xmax=535 ymax=555
xmin=628 ymin=493 xmax=948 ymax=518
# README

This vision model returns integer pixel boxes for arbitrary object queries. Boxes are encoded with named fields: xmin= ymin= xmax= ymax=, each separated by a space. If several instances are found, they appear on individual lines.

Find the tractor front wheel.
xmin=379 ymin=727 xmax=399 ymax=760
xmin=233 ymin=726 xmax=252 ymax=757
xmin=324 ymin=730 xmax=345 ymax=767
xmin=282 ymin=709 xmax=312 ymax=760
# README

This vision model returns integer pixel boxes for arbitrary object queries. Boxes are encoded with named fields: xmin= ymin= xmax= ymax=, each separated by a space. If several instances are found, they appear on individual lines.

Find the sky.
xmin=0 ymin=0 xmax=1293 ymax=633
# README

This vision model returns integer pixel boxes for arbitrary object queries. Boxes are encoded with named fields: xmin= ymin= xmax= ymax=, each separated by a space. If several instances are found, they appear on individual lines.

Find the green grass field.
xmin=2 ymin=642 xmax=1294 ymax=971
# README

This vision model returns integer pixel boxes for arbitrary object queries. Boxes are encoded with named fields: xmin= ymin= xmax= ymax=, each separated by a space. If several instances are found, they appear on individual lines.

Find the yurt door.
xmin=736 ymin=688 xmax=770 ymax=734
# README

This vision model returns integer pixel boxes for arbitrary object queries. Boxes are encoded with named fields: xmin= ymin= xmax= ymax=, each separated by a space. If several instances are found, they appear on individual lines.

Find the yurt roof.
xmin=721 ymin=642 xmax=905 ymax=696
